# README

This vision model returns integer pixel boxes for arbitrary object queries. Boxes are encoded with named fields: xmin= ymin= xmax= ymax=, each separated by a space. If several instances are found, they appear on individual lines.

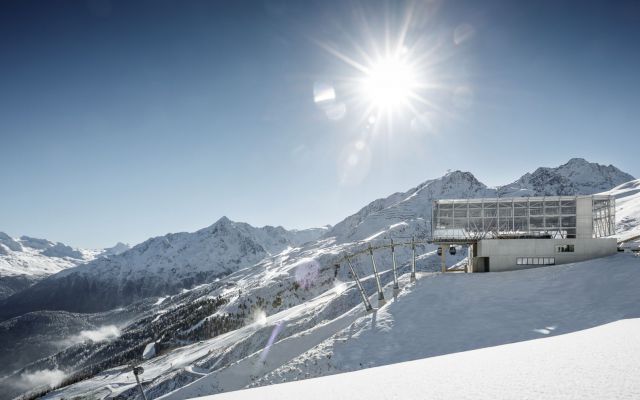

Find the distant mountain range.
xmin=0 ymin=235 xmax=130 ymax=300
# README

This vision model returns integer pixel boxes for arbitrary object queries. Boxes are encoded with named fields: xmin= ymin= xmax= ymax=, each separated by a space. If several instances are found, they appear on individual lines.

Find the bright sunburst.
xmin=313 ymin=5 xmax=446 ymax=132
xmin=361 ymin=55 xmax=418 ymax=112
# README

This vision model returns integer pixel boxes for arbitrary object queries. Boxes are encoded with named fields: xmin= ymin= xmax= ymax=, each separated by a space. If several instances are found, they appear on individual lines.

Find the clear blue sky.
xmin=1 ymin=0 xmax=639 ymax=248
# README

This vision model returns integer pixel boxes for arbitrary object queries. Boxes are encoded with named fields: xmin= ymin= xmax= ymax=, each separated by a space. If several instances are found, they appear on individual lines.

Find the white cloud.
xmin=13 ymin=369 xmax=67 ymax=391
xmin=76 ymin=325 xmax=120 ymax=342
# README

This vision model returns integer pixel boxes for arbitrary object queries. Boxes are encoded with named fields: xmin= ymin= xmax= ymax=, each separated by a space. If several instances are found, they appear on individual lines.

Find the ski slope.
xmin=39 ymin=251 xmax=640 ymax=400
xmin=193 ymin=318 xmax=640 ymax=400
xmin=166 ymin=253 xmax=640 ymax=399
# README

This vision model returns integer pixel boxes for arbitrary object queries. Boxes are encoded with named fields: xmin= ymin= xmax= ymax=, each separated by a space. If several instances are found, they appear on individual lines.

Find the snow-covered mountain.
xmin=0 ymin=219 xmax=328 ymax=320
xmin=0 ymin=233 xmax=112 ymax=300
xmin=323 ymin=158 xmax=634 ymax=243
xmin=497 ymin=158 xmax=634 ymax=197
xmin=324 ymin=171 xmax=495 ymax=243
xmin=2 ymin=158 xmax=637 ymax=400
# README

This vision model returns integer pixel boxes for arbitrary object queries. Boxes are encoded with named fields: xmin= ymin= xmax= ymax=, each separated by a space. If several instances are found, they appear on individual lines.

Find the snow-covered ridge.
xmin=0 ymin=218 xmax=328 ymax=319
xmin=497 ymin=158 xmax=634 ymax=197
xmin=0 ymin=233 xmax=131 ymax=300
xmin=0 ymin=233 xmax=104 ymax=278
xmin=324 ymin=158 xmax=634 ymax=243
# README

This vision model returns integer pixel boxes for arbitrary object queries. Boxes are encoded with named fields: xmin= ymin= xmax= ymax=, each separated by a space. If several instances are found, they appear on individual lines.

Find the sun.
xmin=361 ymin=56 xmax=418 ymax=112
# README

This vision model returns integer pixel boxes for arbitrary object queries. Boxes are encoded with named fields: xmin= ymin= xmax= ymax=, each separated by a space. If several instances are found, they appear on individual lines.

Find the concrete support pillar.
xmin=410 ymin=236 xmax=416 ymax=282
xmin=391 ymin=239 xmax=399 ymax=290
xmin=345 ymin=257 xmax=373 ymax=312
xmin=368 ymin=244 xmax=384 ymax=301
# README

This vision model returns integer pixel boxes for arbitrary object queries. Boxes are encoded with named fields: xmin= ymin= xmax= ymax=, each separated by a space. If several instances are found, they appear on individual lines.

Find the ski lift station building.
xmin=432 ymin=195 xmax=618 ymax=272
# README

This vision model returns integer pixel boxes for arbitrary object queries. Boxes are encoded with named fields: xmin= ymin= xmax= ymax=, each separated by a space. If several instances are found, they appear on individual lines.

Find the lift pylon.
xmin=390 ymin=239 xmax=399 ymax=290
xmin=368 ymin=244 xmax=385 ymax=301
xmin=345 ymin=257 xmax=373 ymax=312
xmin=411 ymin=236 xmax=417 ymax=282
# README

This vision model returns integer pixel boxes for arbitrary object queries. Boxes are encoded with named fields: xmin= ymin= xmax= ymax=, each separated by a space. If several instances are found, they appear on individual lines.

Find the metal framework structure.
xmin=592 ymin=196 xmax=617 ymax=238
xmin=432 ymin=195 xmax=615 ymax=241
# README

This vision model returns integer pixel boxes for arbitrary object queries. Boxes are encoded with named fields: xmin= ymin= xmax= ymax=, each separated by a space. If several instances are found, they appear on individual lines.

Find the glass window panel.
xmin=545 ymin=217 xmax=559 ymax=227
xmin=484 ymin=218 xmax=497 ymax=230
xmin=454 ymin=209 xmax=467 ymax=218
xmin=469 ymin=218 xmax=483 ymax=229
xmin=545 ymin=207 xmax=559 ymax=215
xmin=530 ymin=217 xmax=544 ymax=228
xmin=484 ymin=209 xmax=497 ymax=217
xmin=530 ymin=208 xmax=544 ymax=216
xmin=440 ymin=210 xmax=454 ymax=218
xmin=514 ymin=218 xmax=528 ymax=231
xmin=514 ymin=208 xmax=527 ymax=216
xmin=561 ymin=207 xmax=576 ymax=215
xmin=561 ymin=216 xmax=576 ymax=227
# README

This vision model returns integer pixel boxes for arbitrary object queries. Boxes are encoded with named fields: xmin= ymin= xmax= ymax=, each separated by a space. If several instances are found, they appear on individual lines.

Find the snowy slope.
xmin=36 ymin=253 xmax=640 ymax=400
xmin=193 ymin=318 xmax=640 ymax=400
xmin=601 ymin=179 xmax=640 ymax=243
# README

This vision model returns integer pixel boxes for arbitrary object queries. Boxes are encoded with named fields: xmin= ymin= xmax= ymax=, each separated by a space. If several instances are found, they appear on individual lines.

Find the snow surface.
xmin=166 ymin=254 xmax=640 ymax=399
xmin=193 ymin=318 xmax=640 ymax=400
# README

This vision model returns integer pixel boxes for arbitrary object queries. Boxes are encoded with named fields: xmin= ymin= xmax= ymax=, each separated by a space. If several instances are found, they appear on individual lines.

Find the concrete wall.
xmin=476 ymin=238 xmax=618 ymax=272
xmin=576 ymin=196 xmax=593 ymax=239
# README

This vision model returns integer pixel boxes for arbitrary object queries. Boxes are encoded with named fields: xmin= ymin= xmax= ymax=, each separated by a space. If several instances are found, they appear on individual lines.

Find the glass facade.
xmin=432 ymin=195 xmax=615 ymax=240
